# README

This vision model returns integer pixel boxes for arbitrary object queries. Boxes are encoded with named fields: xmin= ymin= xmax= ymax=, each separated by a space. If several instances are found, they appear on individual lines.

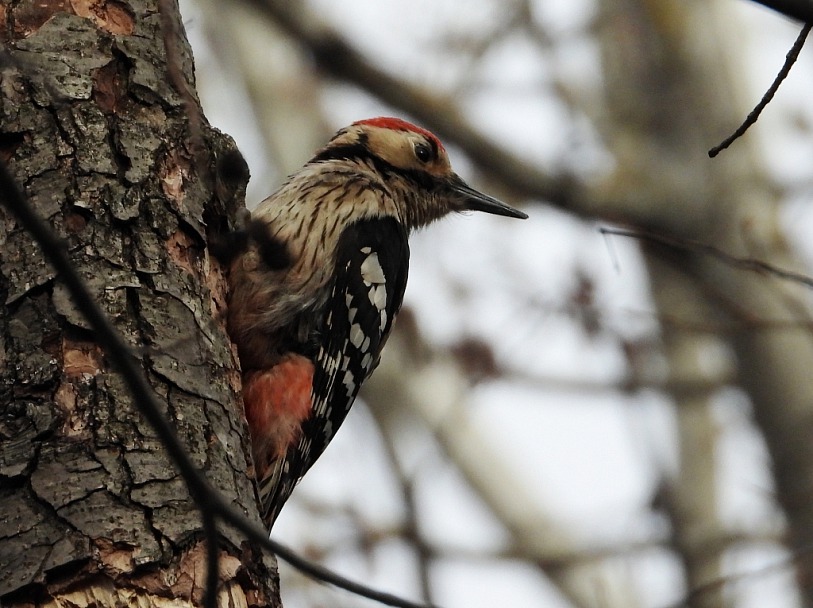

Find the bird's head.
xmin=315 ymin=117 xmax=528 ymax=228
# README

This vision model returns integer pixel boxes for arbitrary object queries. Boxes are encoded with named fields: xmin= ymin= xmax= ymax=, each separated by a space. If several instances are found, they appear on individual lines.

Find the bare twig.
xmin=669 ymin=542 xmax=813 ymax=608
xmin=748 ymin=0 xmax=813 ymax=23
xmin=202 ymin=505 xmax=220 ymax=608
xmin=599 ymin=226 xmax=813 ymax=289
xmin=376 ymin=417 xmax=435 ymax=605
xmin=270 ymin=538 xmax=439 ymax=608
xmin=709 ymin=23 xmax=811 ymax=157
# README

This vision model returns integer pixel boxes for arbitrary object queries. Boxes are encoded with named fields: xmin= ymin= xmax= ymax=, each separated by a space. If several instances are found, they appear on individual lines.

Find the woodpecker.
xmin=227 ymin=117 xmax=527 ymax=528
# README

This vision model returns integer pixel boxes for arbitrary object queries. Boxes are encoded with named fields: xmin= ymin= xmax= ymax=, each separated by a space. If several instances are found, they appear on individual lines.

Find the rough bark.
xmin=0 ymin=1 xmax=279 ymax=606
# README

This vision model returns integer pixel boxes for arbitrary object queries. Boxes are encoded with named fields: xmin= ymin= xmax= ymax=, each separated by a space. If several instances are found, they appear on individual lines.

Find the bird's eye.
xmin=414 ymin=142 xmax=433 ymax=163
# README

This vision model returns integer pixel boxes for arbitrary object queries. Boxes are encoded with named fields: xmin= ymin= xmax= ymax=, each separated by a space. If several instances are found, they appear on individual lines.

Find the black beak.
xmin=449 ymin=175 xmax=528 ymax=219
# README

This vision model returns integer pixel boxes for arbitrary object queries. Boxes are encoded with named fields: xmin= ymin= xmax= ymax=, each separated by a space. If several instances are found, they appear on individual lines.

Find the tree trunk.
xmin=0 ymin=1 xmax=279 ymax=605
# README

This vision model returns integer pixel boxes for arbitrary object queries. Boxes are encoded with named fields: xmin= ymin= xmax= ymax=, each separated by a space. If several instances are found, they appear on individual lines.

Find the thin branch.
xmin=748 ymin=0 xmax=813 ymax=23
xmin=376 ymin=413 xmax=435 ymax=605
xmin=670 ymin=542 xmax=813 ymax=608
xmin=202 ymin=507 xmax=220 ymax=608
xmin=599 ymin=226 xmax=813 ymax=290
xmin=270 ymin=538 xmax=439 ymax=608
xmin=709 ymin=23 xmax=811 ymax=157
xmin=0 ymin=159 xmax=436 ymax=608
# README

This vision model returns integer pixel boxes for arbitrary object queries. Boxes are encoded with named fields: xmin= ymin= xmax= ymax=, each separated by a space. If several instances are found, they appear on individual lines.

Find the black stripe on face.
xmin=309 ymin=142 xmax=372 ymax=165
xmin=309 ymin=143 xmax=438 ymax=191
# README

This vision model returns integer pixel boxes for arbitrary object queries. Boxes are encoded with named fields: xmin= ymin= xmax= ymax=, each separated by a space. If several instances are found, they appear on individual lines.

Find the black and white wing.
xmin=261 ymin=216 xmax=409 ymax=525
